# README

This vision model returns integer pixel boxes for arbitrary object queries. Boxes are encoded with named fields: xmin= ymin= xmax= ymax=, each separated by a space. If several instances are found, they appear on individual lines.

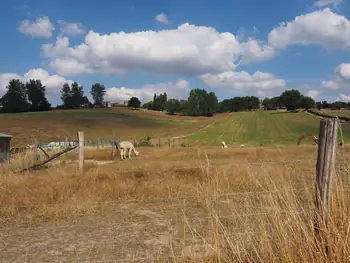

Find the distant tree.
xmin=143 ymin=101 xmax=153 ymax=110
xmin=60 ymin=83 xmax=72 ymax=108
xmin=322 ymin=101 xmax=330 ymax=109
xmin=60 ymin=82 xmax=86 ymax=109
xmin=90 ymin=83 xmax=106 ymax=107
xmin=186 ymin=89 xmax=218 ymax=116
xmin=0 ymin=79 xmax=28 ymax=113
xmin=316 ymin=101 xmax=322 ymax=110
xmin=206 ymin=92 xmax=218 ymax=116
xmin=70 ymin=82 xmax=85 ymax=108
xmin=300 ymin=96 xmax=316 ymax=110
xmin=280 ymin=89 xmax=303 ymax=111
xmin=165 ymin=99 xmax=181 ymax=115
xmin=26 ymin=79 xmax=51 ymax=111
xmin=128 ymin=97 xmax=141 ymax=109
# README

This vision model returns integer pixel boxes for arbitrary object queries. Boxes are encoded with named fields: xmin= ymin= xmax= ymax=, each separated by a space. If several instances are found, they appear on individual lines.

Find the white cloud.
xmin=322 ymin=63 xmax=350 ymax=90
xmin=335 ymin=63 xmax=350 ymax=80
xmin=322 ymin=79 xmax=341 ymax=90
xmin=41 ymin=23 xmax=274 ymax=77
xmin=105 ymin=79 xmax=190 ymax=103
xmin=58 ymin=20 xmax=86 ymax=36
xmin=314 ymin=0 xmax=342 ymax=8
xmin=0 ymin=68 xmax=74 ymax=96
xmin=0 ymin=73 xmax=22 ymax=94
xmin=155 ymin=13 xmax=169 ymax=24
xmin=200 ymin=71 xmax=286 ymax=92
xmin=306 ymin=89 xmax=321 ymax=98
xmin=240 ymin=39 xmax=277 ymax=63
xmin=338 ymin=93 xmax=350 ymax=102
xmin=17 ymin=16 xmax=55 ymax=38
xmin=268 ymin=8 xmax=350 ymax=51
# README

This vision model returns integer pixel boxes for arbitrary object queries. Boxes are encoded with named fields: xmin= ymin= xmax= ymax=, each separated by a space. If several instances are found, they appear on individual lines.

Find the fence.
xmin=0 ymin=118 xmax=348 ymax=262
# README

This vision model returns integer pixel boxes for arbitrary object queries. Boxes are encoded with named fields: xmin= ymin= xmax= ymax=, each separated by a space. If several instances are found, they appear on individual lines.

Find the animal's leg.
xmin=120 ymin=149 xmax=124 ymax=160
xmin=128 ymin=147 xmax=132 ymax=159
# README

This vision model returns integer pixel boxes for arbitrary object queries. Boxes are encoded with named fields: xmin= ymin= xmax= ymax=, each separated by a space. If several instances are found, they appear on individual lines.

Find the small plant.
xmin=180 ymin=143 xmax=186 ymax=147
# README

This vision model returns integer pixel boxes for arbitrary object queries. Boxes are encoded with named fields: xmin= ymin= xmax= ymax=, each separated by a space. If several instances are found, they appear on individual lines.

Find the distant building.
xmin=103 ymin=101 xmax=112 ymax=108
xmin=0 ymin=133 xmax=12 ymax=162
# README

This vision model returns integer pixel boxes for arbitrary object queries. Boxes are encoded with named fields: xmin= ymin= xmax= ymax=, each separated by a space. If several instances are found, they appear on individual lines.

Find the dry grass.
xmin=0 ymin=108 xmax=219 ymax=146
xmin=0 ymin=145 xmax=349 ymax=262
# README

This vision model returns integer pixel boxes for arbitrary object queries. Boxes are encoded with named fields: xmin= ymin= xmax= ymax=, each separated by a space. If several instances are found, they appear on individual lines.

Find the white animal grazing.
xmin=114 ymin=140 xmax=140 ymax=160
xmin=222 ymin=141 xmax=228 ymax=148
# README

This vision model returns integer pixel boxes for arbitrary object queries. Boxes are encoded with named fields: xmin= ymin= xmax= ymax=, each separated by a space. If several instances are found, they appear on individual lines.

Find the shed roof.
xmin=0 ymin=133 xmax=13 ymax=138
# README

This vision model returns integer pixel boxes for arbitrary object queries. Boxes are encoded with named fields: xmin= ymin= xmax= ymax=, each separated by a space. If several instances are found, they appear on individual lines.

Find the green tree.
xmin=71 ymin=82 xmax=84 ymax=108
xmin=128 ymin=97 xmax=141 ymax=109
xmin=300 ymin=96 xmax=316 ymax=110
xmin=90 ymin=83 xmax=106 ymax=106
xmin=165 ymin=99 xmax=181 ymax=115
xmin=280 ymin=89 xmax=303 ymax=111
xmin=60 ymin=83 xmax=72 ymax=108
xmin=26 ymin=79 xmax=51 ymax=111
xmin=186 ymin=89 xmax=218 ymax=117
xmin=0 ymin=79 xmax=28 ymax=113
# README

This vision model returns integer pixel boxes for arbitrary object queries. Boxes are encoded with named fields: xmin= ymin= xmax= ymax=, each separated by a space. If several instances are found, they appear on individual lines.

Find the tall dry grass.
xmin=0 ymin=146 xmax=349 ymax=262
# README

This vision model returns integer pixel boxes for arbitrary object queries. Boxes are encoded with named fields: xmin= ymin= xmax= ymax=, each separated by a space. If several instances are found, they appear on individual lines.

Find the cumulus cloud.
xmin=268 ymin=8 xmax=350 ymax=51
xmin=240 ymin=39 xmax=277 ymax=64
xmin=335 ymin=63 xmax=350 ymax=80
xmin=0 ymin=68 xmax=74 ymax=96
xmin=200 ymin=71 xmax=286 ymax=93
xmin=41 ymin=23 xmax=275 ymax=77
xmin=58 ymin=20 xmax=86 ymax=36
xmin=105 ymin=79 xmax=190 ymax=103
xmin=17 ymin=16 xmax=55 ymax=38
xmin=322 ymin=63 xmax=350 ymax=90
xmin=338 ymin=93 xmax=350 ymax=102
xmin=314 ymin=0 xmax=342 ymax=8
xmin=155 ymin=13 xmax=169 ymax=24
xmin=306 ymin=89 xmax=321 ymax=98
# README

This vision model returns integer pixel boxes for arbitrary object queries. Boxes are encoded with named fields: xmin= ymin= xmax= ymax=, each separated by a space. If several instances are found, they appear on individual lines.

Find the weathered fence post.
xmin=33 ymin=138 xmax=38 ymax=162
xmin=168 ymin=138 xmax=170 ymax=148
xmin=112 ymin=131 xmax=116 ymax=158
xmin=314 ymin=118 xmax=339 ymax=258
xmin=158 ymin=137 xmax=161 ymax=148
xmin=78 ymin=132 xmax=84 ymax=173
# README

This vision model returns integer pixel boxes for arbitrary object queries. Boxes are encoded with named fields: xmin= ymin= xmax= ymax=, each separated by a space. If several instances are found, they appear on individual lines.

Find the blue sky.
xmin=1 ymin=0 xmax=350 ymax=105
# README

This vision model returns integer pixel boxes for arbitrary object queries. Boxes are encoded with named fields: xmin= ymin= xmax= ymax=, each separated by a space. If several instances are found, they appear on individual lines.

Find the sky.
xmin=1 ymin=0 xmax=350 ymax=106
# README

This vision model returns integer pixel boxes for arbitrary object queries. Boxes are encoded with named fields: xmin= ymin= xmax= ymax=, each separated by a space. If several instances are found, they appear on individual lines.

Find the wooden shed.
xmin=0 ymin=133 xmax=12 ymax=162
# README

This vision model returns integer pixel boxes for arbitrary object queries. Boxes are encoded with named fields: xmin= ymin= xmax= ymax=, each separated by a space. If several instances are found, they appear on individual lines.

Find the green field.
xmin=1 ymin=108 xmax=349 ymax=146
xmin=316 ymin=109 xmax=350 ymax=118
xmin=188 ymin=111 xmax=350 ymax=146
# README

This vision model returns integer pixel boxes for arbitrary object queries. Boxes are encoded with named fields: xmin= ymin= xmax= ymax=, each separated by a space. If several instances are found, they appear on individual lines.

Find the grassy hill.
xmin=1 ymin=108 xmax=349 ymax=146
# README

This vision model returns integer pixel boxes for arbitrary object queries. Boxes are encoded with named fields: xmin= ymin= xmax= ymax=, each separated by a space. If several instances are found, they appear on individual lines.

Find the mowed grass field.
xmin=316 ymin=109 xmax=350 ymax=118
xmin=188 ymin=110 xmax=350 ymax=146
xmin=1 ymin=108 xmax=349 ymax=146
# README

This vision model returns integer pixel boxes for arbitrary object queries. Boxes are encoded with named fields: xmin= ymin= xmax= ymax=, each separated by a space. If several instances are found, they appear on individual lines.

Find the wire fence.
xmin=1 ymin=135 xmax=350 ymax=262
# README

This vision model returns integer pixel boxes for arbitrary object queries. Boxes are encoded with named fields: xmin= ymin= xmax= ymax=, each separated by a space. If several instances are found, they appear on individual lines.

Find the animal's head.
xmin=135 ymin=150 xmax=140 ymax=156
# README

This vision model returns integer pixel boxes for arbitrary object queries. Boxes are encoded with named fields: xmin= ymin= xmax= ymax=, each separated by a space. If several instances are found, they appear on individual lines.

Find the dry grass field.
xmin=1 ymin=108 xmax=350 ymax=262
xmin=0 ymin=145 xmax=350 ymax=262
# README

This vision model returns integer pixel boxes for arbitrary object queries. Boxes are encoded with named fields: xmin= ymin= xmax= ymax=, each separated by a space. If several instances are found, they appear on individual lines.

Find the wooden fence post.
xmin=168 ymin=138 xmax=170 ymax=148
xmin=314 ymin=118 xmax=339 ymax=258
xmin=78 ymin=132 xmax=84 ymax=173
xmin=158 ymin=137 xmax=160 ymax=148
xmin=33 ymin=138 xmax=38 ymax=162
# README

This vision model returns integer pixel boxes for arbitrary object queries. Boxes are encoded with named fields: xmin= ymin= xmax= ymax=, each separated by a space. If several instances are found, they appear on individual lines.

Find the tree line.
xmin=0 ymin=79 xmax=108 ymax=113
xmin=1 ymin=78 xmax=350 ymax=116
